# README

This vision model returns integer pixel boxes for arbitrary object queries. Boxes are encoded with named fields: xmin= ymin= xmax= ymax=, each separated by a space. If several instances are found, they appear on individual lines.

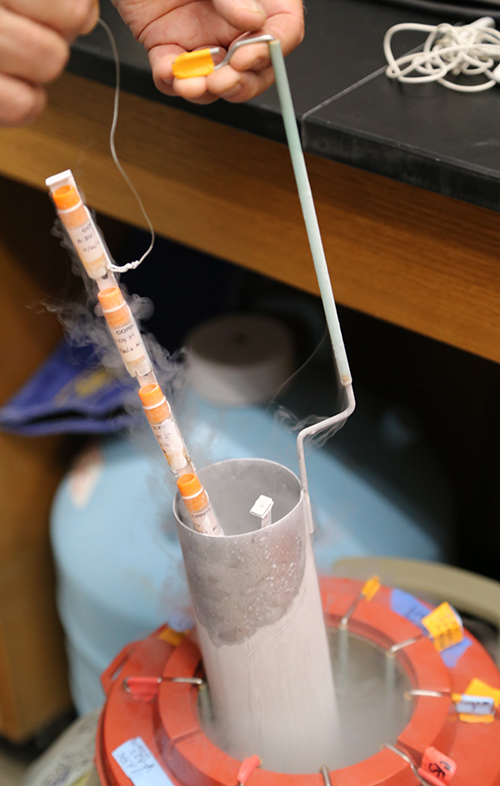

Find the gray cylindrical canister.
xmin=174 ymin=458 xmax=342 ymax=773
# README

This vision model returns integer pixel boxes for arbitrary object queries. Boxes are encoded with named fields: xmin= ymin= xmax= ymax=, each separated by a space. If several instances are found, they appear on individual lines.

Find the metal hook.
xmin=213 ymin=34 xmax=276 ymax=70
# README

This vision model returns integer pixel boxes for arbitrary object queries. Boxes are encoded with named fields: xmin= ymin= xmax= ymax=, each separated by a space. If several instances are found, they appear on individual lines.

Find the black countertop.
xmin=70 ymin=0 xmax=500 ymax=212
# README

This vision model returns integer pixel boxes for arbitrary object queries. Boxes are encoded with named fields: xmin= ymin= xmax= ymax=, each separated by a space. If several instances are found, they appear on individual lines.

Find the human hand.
xmin=0 ymin=0 xmax=99 ymax=126
xmin=113 ymin=0 xmax=304 ymax=104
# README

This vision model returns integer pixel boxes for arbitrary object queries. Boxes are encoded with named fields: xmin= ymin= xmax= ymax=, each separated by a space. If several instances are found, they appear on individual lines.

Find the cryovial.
xmin=138 ymin=384 xmax=190 ymax=474
xmin=97 ymin=286 xmax=152 ymax=378
xmin=177 ymin=473 xmax=223 ymax=536
xmin=51 ymin=184 xmax=110 ymax=281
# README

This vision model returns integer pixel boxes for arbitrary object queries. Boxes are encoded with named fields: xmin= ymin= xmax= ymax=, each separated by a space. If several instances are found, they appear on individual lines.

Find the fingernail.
xmin=237 ymin=0 xmax=265 ymax=13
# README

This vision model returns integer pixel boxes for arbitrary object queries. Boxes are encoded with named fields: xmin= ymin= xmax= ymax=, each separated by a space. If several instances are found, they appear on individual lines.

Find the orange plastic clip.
xmin=417 ymin=746 xmax=456 ymax=786
xmin=421 ymin=602 xmax=463 ymax=652
xmin=125 ymin=676 xmax=161 ymax=702
xmin=237 ymin=755 xmax=261 ymax=785
xmin=172 ymin=49 xmax=216 ymax=79
xmin=361 ymin=575 xmax=380 ymax=601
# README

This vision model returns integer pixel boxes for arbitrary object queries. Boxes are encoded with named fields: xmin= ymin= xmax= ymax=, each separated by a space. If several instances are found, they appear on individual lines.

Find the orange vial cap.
xmin=138 ymin=384 xmax=164 ymax=409
xmin=52 ymin=184 xmax=81 ymax=211
xmin=98 ymin=286 xmax=125 ymax=312
xmin=138 ymin=384 xmax=172 ymax=423
xmin=177 ymin=473 xmax=203 ymax=498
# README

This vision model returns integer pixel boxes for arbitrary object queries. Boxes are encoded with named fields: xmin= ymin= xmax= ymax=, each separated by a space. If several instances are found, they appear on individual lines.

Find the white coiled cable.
xmin=384 ymin=16 xmax=500 ymax=91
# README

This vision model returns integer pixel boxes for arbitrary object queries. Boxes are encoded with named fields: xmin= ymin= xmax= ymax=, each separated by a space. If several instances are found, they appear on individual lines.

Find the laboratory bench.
xmin=1 ymin=0 xmax=500 ymax=365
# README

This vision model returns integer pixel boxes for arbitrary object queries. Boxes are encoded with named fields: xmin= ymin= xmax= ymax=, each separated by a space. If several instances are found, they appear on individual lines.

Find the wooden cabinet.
xmin=0 ymin=177 xmax=71 ymax=742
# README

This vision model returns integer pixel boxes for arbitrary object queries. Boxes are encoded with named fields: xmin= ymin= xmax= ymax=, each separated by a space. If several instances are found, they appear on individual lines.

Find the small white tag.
xmin=112 ymin=737 xmax=174 ymax=786
xmin=250 ymin=495 xmax=274 ymax=527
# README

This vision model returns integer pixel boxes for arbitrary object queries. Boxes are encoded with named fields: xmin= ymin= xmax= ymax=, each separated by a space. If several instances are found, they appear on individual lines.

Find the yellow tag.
xmin=361 ymin=575 xmax=381 ymax=601
xmin=158 ymin=627 xmax=186 ymax=647
xmin=464 ymin=678 xmax=500 ymax=707
xmin=172 ymin=49 xmax=215 ymax=79
xmin=421 ymin=602 xmax=463 ymax=652
xmin=459 ymin=713 xmax=495 ymax=724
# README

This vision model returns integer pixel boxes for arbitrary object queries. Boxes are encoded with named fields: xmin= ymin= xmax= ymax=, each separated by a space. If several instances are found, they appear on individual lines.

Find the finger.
xmin=231 ymin=15 xmax=304 ymax=75
xmin=226 ymin=40 xmax=270 ymax=72
xmin=172 ymin=76 xmax=220 ymax=103
xmin=0 ymin=7 xmax=69 ymax=83
xmin=204 ymin=64 xmax=243 ymax=95
xmin=2 ymin=0 xmax=99 ymax=41
xmin=149 ymin=43 xmax=186 ymax=94
xmin=211 ymin=0 xmax=267 ymax=33
xmin=211 ymin=64 xmax=275 ymax=102
xmin=0 ymin=72 xmax=46 ymax=126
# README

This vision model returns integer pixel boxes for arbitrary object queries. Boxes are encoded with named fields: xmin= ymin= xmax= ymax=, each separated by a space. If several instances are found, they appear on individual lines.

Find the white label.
xmin=455 ymin=695 xmax=495 ymax=715
xmin=189 ymin=503 xmax=222 ymax=536
xmin=111 ymin=321 xmax=147 ymax=364
xmin=151 ymin=419 xmax=186 ymax=469
xmin=112 ymin=738 xmax=174 ymax=786
xmin=66 ymin=218 xmax=105 ymax=264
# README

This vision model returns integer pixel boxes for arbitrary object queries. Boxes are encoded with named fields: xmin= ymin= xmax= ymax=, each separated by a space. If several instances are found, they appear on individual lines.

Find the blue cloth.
xmin=0 ymin=340 xmax=139 ymax=435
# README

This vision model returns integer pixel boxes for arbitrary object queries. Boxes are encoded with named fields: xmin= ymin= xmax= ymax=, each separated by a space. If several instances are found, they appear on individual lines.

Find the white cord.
xmin=384 ymin=16 xmax=500 ymax=91
xmin=98 ymin=18 xmax=155 ymax=273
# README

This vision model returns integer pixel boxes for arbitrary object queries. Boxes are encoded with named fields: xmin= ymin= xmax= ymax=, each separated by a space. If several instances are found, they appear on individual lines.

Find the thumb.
xmin=211 ymin=0 xmax=266 ymax=32
xmin=81 ymin=1 xmax=100 ymax=34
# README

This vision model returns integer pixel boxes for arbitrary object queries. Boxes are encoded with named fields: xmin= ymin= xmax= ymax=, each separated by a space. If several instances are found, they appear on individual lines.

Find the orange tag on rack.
xmin=421 ymin=602 xmax=463 ymax=652
xmin=418 ymin=746 xmax=456 ymax=786
xmin=172 ymin=49 xmax=215 ymax=79
xmin=237 ymin=755 xmax=261 ymax=785
xmin=458 ymin=678 xmax=500 ymax=723
xmin=158 ymin=627 xmax=186 ymax=647
xmin=361 ymin=575 xmax=381 ymax=601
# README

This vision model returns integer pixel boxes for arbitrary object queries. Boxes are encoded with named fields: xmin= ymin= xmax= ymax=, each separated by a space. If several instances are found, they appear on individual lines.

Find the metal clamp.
xmin=212 ymin=34 xmax=276 ymax=70
xmin=319 ymin=765 xmax=332 ymax=786
xmin=405 ymin=689 xmax=449 ymax=699
xmin=388 ymin=635 xmax=423 ymax=655
xmin=383 ymin=744 xmax=431 ymax=786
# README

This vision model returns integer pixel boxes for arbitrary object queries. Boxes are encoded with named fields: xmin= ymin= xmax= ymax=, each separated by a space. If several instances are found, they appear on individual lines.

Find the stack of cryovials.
xmin=47 ymin=169 xmax=222 ymax=536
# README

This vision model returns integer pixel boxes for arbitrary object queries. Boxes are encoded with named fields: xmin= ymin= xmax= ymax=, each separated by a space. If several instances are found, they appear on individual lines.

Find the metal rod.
xmin=268 ymin=40 xmax=355 ymax=532
xmin=389 ymin=635 xmax=423 ymax=654
xmin=269 ymin=40 xmax=351 ymax=387
xmin=383 ymin=744 xmax=430 ymax=786
xmin=319 ymin=766 xmax=332 ymax=786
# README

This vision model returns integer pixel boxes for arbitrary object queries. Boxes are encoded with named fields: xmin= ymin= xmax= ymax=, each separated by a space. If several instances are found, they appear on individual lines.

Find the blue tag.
xmin=390 ymin=588 xmax=430 ymax=631
xmin=440 ymin=637 xmax=472 ymax=668
xmin=391 ymin=588 xmax=472 ymax=667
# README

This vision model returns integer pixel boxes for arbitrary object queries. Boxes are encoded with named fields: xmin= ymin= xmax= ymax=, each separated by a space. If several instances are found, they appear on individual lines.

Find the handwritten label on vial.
xmin=111 ymin=322 xmax=147 ymax=364
xmin=421 ymin=602 xmax=463 ymax=652
xmin=417 ymin=746 xmax=456 ymax=786
xmin=361 ymin=576 xmax=381 ymax=601
xmin=189 ymin=503 xmax=221 ymax=536
xmin=112 ymin=737 xmax=174 ymax=786
xmin=151 ymin=419 xmax=186 ymax=470
xmin=67 ymin=221 xmax=104 ymax=264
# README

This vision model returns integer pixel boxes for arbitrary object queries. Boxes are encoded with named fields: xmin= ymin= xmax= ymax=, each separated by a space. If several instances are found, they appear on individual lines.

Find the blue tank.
xmin=51 ymin=381 xmax=451 ymax=713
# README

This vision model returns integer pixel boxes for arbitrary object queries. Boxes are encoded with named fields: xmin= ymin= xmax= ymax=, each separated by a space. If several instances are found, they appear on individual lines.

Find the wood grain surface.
xmin=0 ymin=72 xmax=499 ymax=363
